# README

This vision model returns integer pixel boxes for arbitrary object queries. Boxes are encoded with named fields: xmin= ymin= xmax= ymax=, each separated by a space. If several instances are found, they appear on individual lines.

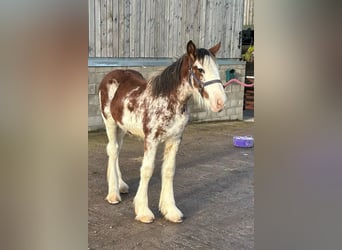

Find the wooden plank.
xmin=180 ymin=0 xmax=186 ymax=52
xmin=232 ymin=0 xmax=243 ymax=58
xmin=220 ymin=0 xmax=228 ymax=57
xmin=244 ymin=0 xmax=248 ymax=25
xmin=164 ymin=0 xmax=170 ymax=57
xmin=210 ymin=0 xmax=216 ymax=47
xmin=149 ymin=0 xmax=156 ymax=57
xmin=182 ymin=0 xmax=188 ymax=44
xmin=244 ymin=0 xmax=254 ymax=27
xmin=144 ymin=0 xmax=150 ymax=57
xmin=198 ymin=0 xmax=206 ymax=47
xmin=217 ymin=0 xmax=224 ymax=53
xmin=187 ymin=0 xmax=195 ymax=44
xmin=173 ymin=0 xmax=179 ymax=55
xmin=94 ymin=0 xmax=101 ymax=56
xmin=106 ymin=0 xmax=113 ymax=57
xmin=154 ymin=0 xmax=159 ymax=56
xmin=232 ymin=0 xmax=238 ymax=58
xmin=100 ymin=0 xmax=107 ymax=57
xmin=192 ymin=0 xmax=200 ymax=46
xmin=154 ymin=0 xmax=161 ymax=56
xmin=234 ymin=0 xmax=243 ymax=58
xmin=217 ymin=1 xmax=223 ymax=46
xmin=161 ymin=0 xmax=166 ymax=56
xmin=139 ymin=0 xmax=146 ymax=57
xmin=112 ymin=0 xmax=119 ymax=57
xmin=204 ymin=0 xmax=211 ymax=47
xmin=168 ymin=0 xmax=176 ymax=57
xmin=239 ymin=0 xmax=244 ymax=56
xmin=220 ymin=0 xmax=226 ymax=57
xmin=124 ymin=0 xmax=131 ymax=57
xmin=176 ymin=0 xmax=180 ymax=55
xmin=229 ymin=0 xmax=235 ymax=57
xmin=118 ymin=0 xmax=125 ymax=57
xmin=211 ymin=0 xmax=216 ymax=47
xmin=130 ymin=0 xmax=135 ymax=56
xmin=167 ymin=0 xmax=176 ymax=57
xmin=88 ymin=0 xmax=95 ymax=57
xmin=174 ymin=0 xmax=179 ymax=56
xmin=156 ymin=0 xmax=167 ymax=57
xmin=229 ymin=0 xmax=235 ymax=58
xmin=132 ymin=0 xmax=141 ymax=57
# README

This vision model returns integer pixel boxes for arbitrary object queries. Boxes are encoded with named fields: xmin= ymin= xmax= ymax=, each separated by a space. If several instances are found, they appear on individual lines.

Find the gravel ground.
xmin=88 ymin=121 xmax=254 ymax=249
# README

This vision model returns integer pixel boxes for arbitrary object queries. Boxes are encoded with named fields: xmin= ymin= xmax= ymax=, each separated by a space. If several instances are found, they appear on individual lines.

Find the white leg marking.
xmin=116 ymin=128 xmax=129 ymax=193
xmin=104 ymin=119 xmax=121 ymax=204
xmin=159 ymin=139 xmax=184 ymax=223
xmin=134 ymin=141 xmax=158 ymax=223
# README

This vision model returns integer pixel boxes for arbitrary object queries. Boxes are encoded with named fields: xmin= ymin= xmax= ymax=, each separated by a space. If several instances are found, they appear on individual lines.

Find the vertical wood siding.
xmin=243 ymin=0 xmax=254 ymax=27
xmin=88 ymin=0 xmax=244 ymax=58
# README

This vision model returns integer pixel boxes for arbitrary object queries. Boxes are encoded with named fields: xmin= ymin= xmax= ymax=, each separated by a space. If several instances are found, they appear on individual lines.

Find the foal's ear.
xmin=209 ymin=42 xmax=221 ymax=56
xmin=187 ymin=40 xmax=197 ymax=61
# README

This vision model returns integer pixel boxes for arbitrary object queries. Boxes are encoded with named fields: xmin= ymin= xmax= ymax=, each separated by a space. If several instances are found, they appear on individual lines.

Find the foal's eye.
xmin=198 ymin=68 xmax=205 ymax=74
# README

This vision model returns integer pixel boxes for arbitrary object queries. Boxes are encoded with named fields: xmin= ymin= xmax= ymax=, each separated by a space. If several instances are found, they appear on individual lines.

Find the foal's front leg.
xmin=134 ymin=141 xmax=158 ymax=223
xmin=159 ymin=138 xmax=184 ymax=223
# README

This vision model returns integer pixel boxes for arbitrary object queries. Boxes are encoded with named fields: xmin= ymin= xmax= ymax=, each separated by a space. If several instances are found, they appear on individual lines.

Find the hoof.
xmin=160 ymin=205 xmax=184 ymax=223
xmin=164 ymin=213 xmax=183 ymax=223
xmin=135 ymin=207 xmax=155 ymax=223
xmin=105 ymin=193 xmax=121 ymax=204
xmin=135 ymin=215 xmax=155 ymax=224
xmin=119 ymin=182 xmax=129 ymax=194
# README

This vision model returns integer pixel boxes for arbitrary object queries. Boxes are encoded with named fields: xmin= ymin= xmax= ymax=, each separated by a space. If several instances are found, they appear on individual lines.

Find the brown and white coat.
xmin=99 ymin=40 xmax=226 ymax=223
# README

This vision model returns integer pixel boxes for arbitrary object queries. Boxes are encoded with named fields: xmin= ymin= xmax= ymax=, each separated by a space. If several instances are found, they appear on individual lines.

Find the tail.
xmin=99 ymin=78 xmax=119 ymax=120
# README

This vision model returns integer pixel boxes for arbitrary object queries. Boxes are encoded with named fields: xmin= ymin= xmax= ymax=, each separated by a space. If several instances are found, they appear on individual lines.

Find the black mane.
xmin=151 ymin=56 xmax=184 ymax=97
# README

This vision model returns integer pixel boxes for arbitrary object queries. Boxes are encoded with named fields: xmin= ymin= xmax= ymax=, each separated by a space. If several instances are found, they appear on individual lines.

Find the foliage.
xmin=242 ymin=45 xmax=254 ymax=63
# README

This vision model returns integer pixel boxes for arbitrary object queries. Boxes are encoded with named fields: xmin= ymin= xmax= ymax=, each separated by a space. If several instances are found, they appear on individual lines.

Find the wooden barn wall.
xmin=88 ymin=0 xmax=244 ymax=59
xmin=243 ymin=0 xmax=254 ymax=27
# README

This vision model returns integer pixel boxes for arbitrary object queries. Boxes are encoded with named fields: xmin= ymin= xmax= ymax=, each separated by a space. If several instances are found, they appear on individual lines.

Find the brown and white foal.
xmin=99 ymin=40 xmax=226 ymax=223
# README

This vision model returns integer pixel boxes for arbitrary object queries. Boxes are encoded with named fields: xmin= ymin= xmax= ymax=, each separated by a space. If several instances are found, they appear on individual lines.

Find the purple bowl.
xmin=233 ymin=136 xmax=254 ymax=148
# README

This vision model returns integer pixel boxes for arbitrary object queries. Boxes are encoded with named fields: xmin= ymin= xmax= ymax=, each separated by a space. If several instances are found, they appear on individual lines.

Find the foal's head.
xmin=186 ymin=40 xmax=226 ymax=112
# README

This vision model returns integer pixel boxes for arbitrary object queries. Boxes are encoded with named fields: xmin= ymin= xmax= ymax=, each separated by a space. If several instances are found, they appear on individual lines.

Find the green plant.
xmin=242 ymin=45 xmax=254 ymax=62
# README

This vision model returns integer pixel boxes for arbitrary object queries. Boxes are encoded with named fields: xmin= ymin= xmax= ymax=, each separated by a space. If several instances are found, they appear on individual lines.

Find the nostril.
xmin=217 ymin=99 xmax=224 ymax=108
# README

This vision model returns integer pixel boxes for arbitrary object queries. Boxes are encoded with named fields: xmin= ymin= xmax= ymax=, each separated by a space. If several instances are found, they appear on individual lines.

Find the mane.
xmin=151 ymin=56 xmax=184 ymax=97
xmin=150 ymin=48 xmax=213 ymax=97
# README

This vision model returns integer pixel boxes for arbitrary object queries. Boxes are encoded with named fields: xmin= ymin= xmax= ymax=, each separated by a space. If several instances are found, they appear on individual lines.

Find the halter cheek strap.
xmin=188 ymin=68 xmax=222 ymax=96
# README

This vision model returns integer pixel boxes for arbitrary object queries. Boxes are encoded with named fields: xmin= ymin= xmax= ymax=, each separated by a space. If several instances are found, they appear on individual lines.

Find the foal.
xmin=99 ymin=40 xmax=226 ymax=223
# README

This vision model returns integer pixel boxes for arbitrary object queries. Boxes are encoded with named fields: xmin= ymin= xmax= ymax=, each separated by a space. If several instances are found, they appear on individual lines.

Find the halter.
xmin=188 ymin=66 xmax=222 ymax=96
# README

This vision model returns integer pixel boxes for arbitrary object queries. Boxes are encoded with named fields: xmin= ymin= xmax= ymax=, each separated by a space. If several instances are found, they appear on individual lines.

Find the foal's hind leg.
xmin=116 ymin=128 xmax=129 ymax=194
xmin=104 ymin=119 xmax=121 ymax=204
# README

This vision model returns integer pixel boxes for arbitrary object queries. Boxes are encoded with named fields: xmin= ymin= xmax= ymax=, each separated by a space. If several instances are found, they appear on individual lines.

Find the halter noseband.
xmin=188 ymin=66 xmax=222 ymax=96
